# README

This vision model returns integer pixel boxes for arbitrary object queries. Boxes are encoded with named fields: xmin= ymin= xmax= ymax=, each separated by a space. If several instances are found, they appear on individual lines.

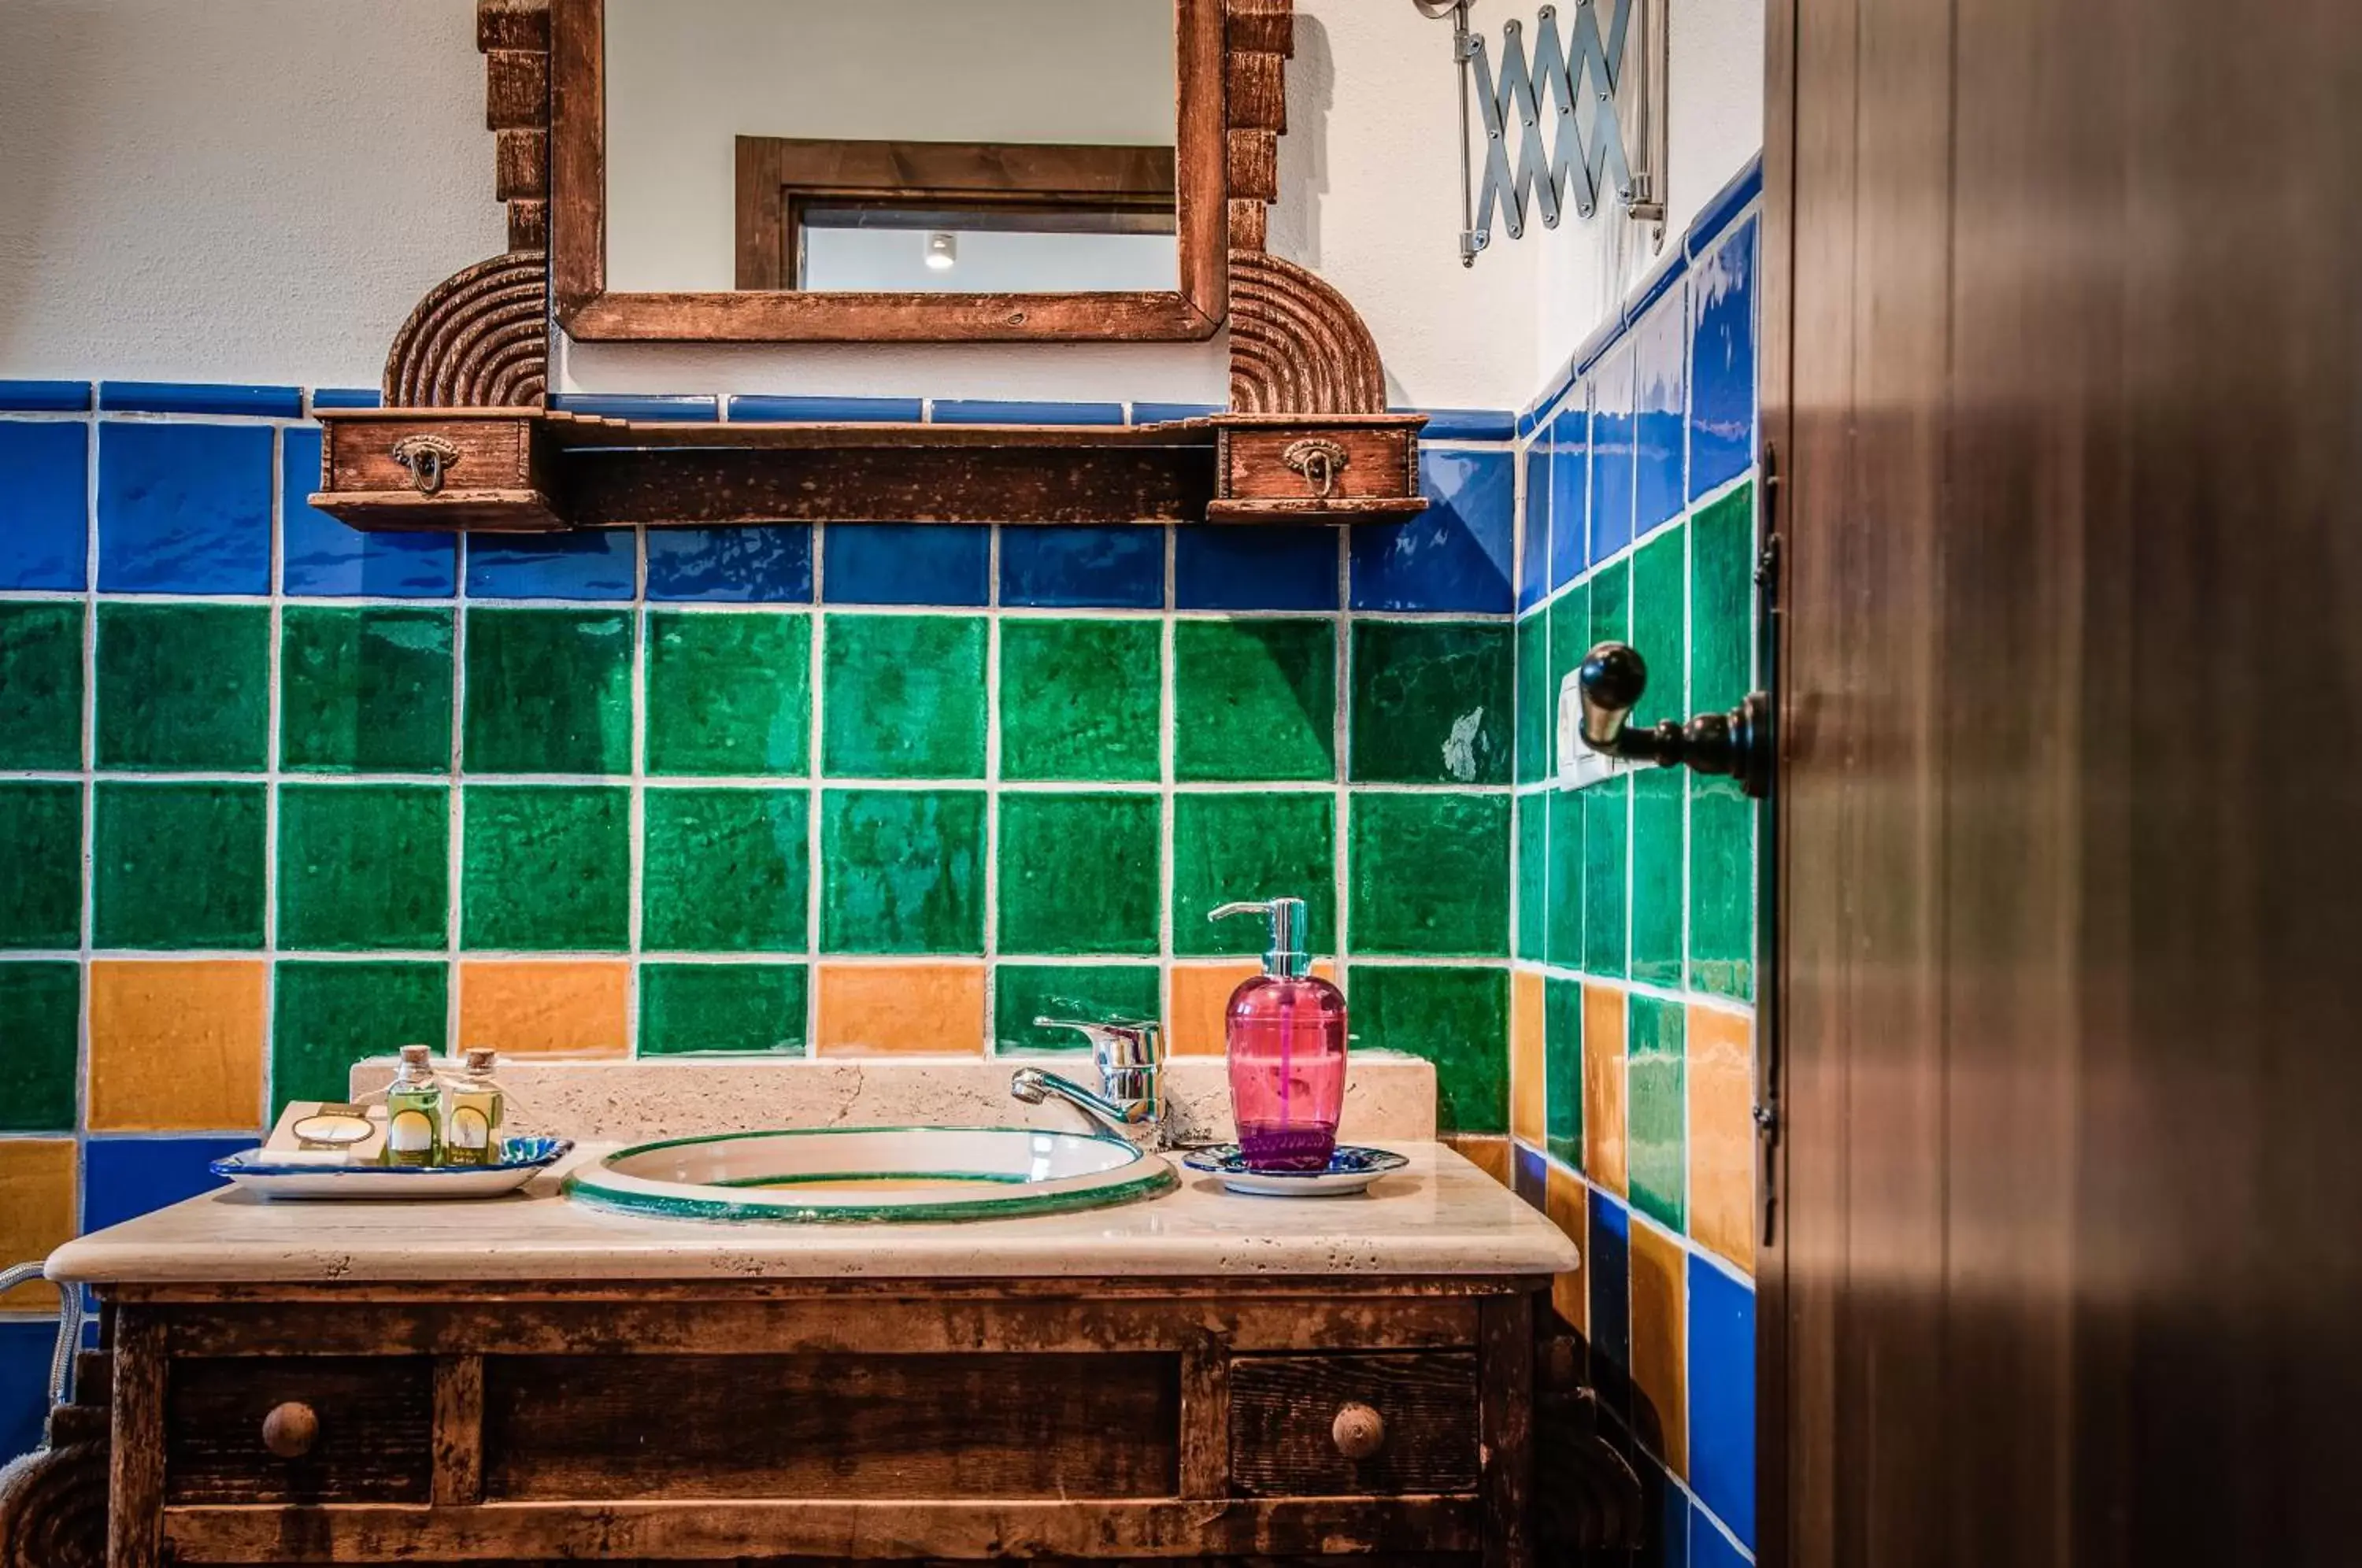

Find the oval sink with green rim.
xmin=561 ymin=1126 xmax=1177 ymax=1223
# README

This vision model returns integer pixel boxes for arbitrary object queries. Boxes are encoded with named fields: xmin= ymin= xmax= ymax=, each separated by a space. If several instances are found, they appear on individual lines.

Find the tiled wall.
xmin=0 ymin=382 xmax=1522 ymax=1440
xmin=1505 ymin=161 xmax=1762 ymax=1567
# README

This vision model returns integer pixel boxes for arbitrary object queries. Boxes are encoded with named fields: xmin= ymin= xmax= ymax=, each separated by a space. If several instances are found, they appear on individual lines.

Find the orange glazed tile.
xmin=1510 ymin=970 xmax=1546 ymax=1145
xmin=815 ymin=963 xmax=986 ymax=1056
xmin=88 ymin=960 xmax=266 ymax=1132
xmin=1169 ymin=959 xmax=1339 ymax=1057
xmin=1448 ymin=1133 xmax=1513 ymax=1186
xmin=458 ymin=962 xmax=628 ymax=1058
xmin=1687 ymin=1004 xmax=1757 ymax=1275
xmin=1627 ymin=1217 xmax=1689 ymax=1478
xmin=1582 ymin=983 xmax=1628 ymax=1195
xmin=1546 ymin=1163 xmax=1590 ymax=1335
xmin=0 ymin=1141 xmax=76 ymax=1309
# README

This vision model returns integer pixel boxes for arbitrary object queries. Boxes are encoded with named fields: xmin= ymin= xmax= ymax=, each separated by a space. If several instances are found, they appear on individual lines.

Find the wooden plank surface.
xmin=1227 ymin=1353 xmax=1479 ymax=1498
xmin=430 ymin=1356 xmax=484 ymax=1507
xmin=1475 ymin=1294 xmax=1533 ymax=1568
xmin=163 ymin=1357 xmax=432 ymax=1506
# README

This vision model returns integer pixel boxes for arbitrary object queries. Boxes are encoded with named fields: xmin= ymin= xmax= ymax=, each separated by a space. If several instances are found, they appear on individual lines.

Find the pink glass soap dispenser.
xmin=1209 ymin=897 xmax=1349 ymax=1171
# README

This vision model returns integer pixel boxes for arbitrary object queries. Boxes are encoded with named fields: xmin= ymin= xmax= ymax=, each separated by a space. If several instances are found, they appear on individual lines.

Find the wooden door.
xmin=1761 ymin=0 xmax=2362 ymax=1562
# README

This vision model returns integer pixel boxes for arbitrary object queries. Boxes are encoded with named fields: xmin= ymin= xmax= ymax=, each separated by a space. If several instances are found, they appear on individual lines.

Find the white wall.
xmin=0 ymin=0 xmax=1755 ymax=410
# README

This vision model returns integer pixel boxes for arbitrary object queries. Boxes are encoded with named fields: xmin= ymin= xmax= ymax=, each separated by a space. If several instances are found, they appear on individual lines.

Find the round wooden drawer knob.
xmin=1331 ymin=1402 xmax=1386 ymax=1461
xmin=261 ymin=1401 xmax=320 ymax=1459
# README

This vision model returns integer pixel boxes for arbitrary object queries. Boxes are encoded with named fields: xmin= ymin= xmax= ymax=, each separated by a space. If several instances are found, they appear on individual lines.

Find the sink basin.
xmin=562 ymin=1126 xmax=1176 ymax=1223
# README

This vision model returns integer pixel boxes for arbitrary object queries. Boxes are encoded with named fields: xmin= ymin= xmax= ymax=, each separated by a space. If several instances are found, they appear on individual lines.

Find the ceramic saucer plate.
xmin=1181 ymin=1144 xmax=1410 ymax=1196
xmin=210 ymin=1137 xmax=572 ymax=1201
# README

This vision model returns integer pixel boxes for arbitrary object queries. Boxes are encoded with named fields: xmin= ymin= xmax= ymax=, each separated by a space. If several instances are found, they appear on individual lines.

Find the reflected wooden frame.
xmin=549 ymin=0 xmax=1229 ymax=343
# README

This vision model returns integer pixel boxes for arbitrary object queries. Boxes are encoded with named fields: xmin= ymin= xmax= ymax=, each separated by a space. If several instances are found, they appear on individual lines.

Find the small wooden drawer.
xmin=165 ymin=1355 xmax=434 ymax=1504
xmin=320 ymin=415 xmax=534 ymax=497
xmin=1228 ymin=1352 xmax=1481 ymax=1497
xmin=1209 ymin=415 xmax=1428 ymax=521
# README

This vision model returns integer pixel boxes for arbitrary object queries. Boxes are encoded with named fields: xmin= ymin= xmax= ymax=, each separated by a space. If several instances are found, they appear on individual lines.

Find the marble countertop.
xmin=46 ymin=1141 xmax=1578 ymax=1285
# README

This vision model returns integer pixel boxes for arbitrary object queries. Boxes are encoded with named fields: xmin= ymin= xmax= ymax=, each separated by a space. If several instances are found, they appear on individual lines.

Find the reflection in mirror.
xmin=606 ymin=0 xmax=1179 ymax=296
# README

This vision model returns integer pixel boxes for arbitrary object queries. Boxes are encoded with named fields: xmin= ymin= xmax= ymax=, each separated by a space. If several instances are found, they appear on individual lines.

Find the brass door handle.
xmin=1331 ymin=1401 xmax=1386 ymax=1460
xmin=261 ymin=1401 xmax=319 ymax=1459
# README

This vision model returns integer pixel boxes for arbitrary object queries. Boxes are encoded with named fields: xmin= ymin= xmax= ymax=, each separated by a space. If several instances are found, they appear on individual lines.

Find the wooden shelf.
xmin=309 ymin=408 xmax=1427 ymax=533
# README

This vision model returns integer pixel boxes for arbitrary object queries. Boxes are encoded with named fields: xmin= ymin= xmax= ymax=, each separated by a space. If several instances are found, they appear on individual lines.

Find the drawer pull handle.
xmin=1331 ymin=1401 xmax=1386 ymax=1461
xmin=261 ymin=1401 xmax=320 ymax=1459
xmin=389 ymin=434 xmax=460 ymax=496
xmin=1283 ymin=437 xmax=1350 ymax=499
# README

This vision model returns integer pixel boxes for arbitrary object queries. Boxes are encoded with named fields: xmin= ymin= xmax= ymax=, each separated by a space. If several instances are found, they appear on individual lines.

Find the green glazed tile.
xmin=0 ymin=782 xmax=81 ymax=949
xmin=1690 ymin=773 xmax=1755 ymax=1000
xmin=640 ymin=963 xmax=808 ymax=1056
xmin=92 ymin=782 xmax=265 ymax=949
xmin=272 ymin=960 xmax=449 ymax=1114
xmin=1628 ymin=767 xmax=1684 ymax=986
xmin=1543 ymin=975 xmax=1583 ymax=1168
xmin=1346 ymin=965 xmax=1507 ymax=1134
xmin=997 ymin=793 xmax=1160 ymax=956
xmin=1544 ymin=789 xmax=1583 ymax=968
xmin=1515 ymin=798 xmax=1546 ymax=962
xmin=644 ymin=611 xmax=809 ymax=777
xmin=280 ymin=607 xmax=454 ymax=775
xmin=1173 ymin=619 xmax=1335 ymax=783
xmin=1630 ymin=526 xmax=1686 ymax=730
xmin=276 ymin=784 xmax=450 ymax=951
xmin=464 ymin=608 xmax=633 ymax=775
xmin=822 ymin=614 xmax=987 ymax=782
xmin=1346 ymin=793 xmax=1509 ymax=956
xmin=0 ymin=602 xmax=83 ymax=770
xmin=1514 ymin=614 xmax=1549 ymax=786
xmin=998 ymin=619 xmax=1161 ymax=782
xmin=1582 ymin=778 xmax=1628 ymax=978
xmin=1587 ymin=557 xmax=1629 ymax=653
xmin=993 ymin=963 xmax=1161 ymax=1054
xmin=642 ymin=787 xmax=809 ymax=952
xmin=1172 ymin=792 xmax=1335 ymax=957
xmin=1545 ymin=582 xmax=1586 ymax=780
xmin=819 ymin=788 xmax=986 ymax=954
xmin=0 ymin=961 xmax=80 ymax=1131
xmin=1349 ymin=621 xmax=1512 ymax=785
xmin=1626 ymin=993 xmax=1686 ymax=1230
xmin=1691 ymin=483 xmax=1756 ymax=715
xmin=94 ymin=602 xmax=268 ymax=771
xmin=461 ymin=785 xmax=629 ymax=951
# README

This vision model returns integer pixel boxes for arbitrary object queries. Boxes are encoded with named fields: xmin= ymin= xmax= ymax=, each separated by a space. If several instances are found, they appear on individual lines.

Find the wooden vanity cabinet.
xmin=102 ymin=1278 xmax=1538 ymax=1568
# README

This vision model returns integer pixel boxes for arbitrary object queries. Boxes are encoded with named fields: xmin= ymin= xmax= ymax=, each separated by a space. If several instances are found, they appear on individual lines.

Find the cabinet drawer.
xmin=165 ymin=1355 xmax=433 ymax=1503
xmin=1229 ymin=1352 xmax=1480 ymax=1497
xmin=320 ymin=416 xmax=533 ymax=497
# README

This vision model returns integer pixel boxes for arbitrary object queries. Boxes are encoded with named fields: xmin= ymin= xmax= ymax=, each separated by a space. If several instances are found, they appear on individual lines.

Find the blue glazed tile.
xmin=81 ymin=1135 xmax=252 ymax=1233
xmin=548 ymin=393 xmax=718 ymax=422
xmin=465 ymin=531 xmax=636 ymax=601
xmin=1623 ymin=251 xmax=1689 ymax=331
xmin=0 ymin=421 xmax=89 ymax=590
xmin=0 ymin=1320 xmax=51 ymax=1464
xmin=823 ymin=523 xmax=990 ymax=606
xmin=307 ymin=387 xmax=382 ymax=411
xmin=931 ymin=400 xmax=1124 ymax=426
xmin=1687 ymin=1254 xmax=1757 ymax=1550
xmin=1588 ymin=1187 xmax=1631 ymax=1371
xmin=1409 ymin=407 xmax=1518 ymax=442
xmin=726 ymin=394 xmax=922 ymax=423
xmin=1548 ymin=398 xmax=1590 ymax=590
xmin=1589 ymin=343 xmax=1637 ymax=568
xmin=1131 ymin=401 xmax=1222 ymax=423
xmin=1690 ymin=1506 xmax=1749 ymax=1568
xmin=1350 ymin=447 xmax=1515 ymax=613
xmin=1684 ymin=156 xmax=1764 ymax=262
xmin=280 ymin=427 xmax=457 ymax=598
xmin=1634 ymin=287 xmax=1688 ymax=538
xmin=1512 ymin=1141 xmax=1549 ymax=1208
xmin=0 ymin=380 xmax=91 ymax=412
xmin=647 ymin=525 xmax=813 ymax=602
xmin=100 ymin=382 xmax=302 ymax=418
xmin=1000 ymin=524 xmax=1163 ymax=609
xmin=1174 ymin=524 xmax=1337 ymax=612
xmin=1641 ymin=1463 xmax=1691 ymax=1568
xmin=1518 ymin=443 xmax=1551 ymax=612
xmin=1690 ymin=216 xmax=1758 ymax=501
xmin=96 ymin=422 xmax=273 ymax=594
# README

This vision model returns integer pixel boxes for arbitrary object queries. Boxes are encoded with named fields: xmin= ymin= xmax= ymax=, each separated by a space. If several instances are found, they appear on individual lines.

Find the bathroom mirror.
xmin=551 ymin=0 xmax=1231 ymax=343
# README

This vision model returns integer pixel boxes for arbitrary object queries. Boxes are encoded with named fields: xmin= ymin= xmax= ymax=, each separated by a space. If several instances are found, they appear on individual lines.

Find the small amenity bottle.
xmin=443 ymin=1048 xmax=505 ymax=1167
xmin=1209 ymin=898 xmax=1348 ymax=1172
xmin=379 ymin=1045 xmax=445 ymax=1168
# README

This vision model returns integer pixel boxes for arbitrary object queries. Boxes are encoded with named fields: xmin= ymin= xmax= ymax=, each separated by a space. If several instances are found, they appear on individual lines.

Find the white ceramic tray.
xmin=209 ymin=1137 xmax=571 ymax=1201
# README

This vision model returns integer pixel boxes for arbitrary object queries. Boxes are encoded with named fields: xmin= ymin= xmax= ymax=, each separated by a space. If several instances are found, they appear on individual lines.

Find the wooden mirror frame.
xmin=549 ymin=0 xmax=1229 ymax=343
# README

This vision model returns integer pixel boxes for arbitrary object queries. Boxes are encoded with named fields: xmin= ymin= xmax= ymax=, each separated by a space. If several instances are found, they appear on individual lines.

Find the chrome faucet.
xmin=1010 ymin=1018 xmax=1168 ymax=1148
